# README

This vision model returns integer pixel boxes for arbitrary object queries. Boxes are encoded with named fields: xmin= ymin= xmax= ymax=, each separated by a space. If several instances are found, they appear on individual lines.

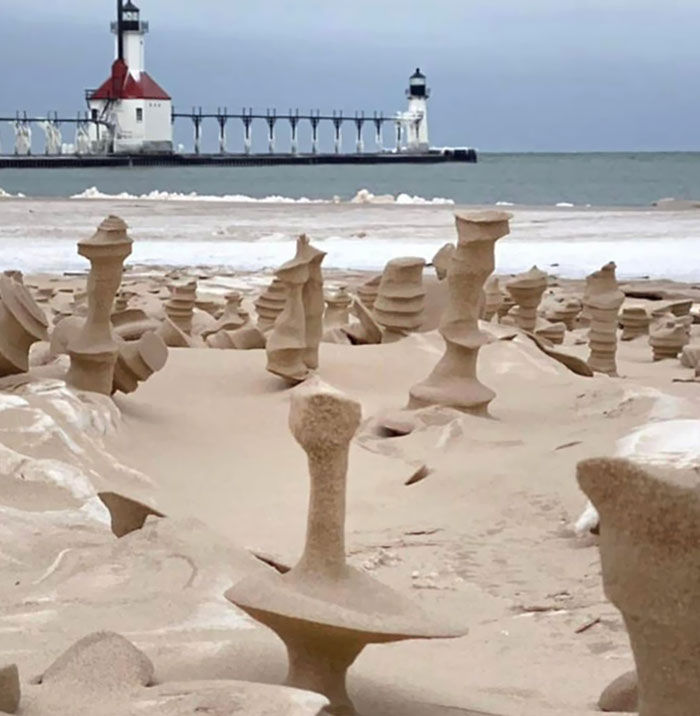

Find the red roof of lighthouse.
xmin=90 ymin=59 xmax=170 ymax=101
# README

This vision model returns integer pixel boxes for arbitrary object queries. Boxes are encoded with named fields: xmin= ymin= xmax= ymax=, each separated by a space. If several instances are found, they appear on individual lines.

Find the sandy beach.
xmin=1 ymin=196 xmax=700 ymax=715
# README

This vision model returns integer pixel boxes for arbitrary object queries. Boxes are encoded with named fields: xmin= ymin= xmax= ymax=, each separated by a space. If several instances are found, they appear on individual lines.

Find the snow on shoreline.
xmin=68 ymin=186 xmax=456 ymax=206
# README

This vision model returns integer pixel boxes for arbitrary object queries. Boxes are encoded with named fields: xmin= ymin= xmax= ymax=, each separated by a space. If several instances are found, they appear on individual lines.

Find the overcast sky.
xmin=1 ymin=0 xmax=699 ymax=152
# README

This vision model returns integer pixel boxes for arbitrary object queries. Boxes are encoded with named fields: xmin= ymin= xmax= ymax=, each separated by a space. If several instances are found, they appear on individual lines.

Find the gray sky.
xmin=1 ymin=0 xmax=699 ymax=151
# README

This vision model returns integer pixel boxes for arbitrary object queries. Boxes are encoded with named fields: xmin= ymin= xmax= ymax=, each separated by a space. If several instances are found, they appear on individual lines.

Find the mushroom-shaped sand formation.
xmin=225 ymin=383 xmax=466 ymax=714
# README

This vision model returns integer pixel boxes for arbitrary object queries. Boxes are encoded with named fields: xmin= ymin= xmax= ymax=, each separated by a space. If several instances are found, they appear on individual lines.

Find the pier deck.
xmin=0 ymin=150 xmax=477 ymax=169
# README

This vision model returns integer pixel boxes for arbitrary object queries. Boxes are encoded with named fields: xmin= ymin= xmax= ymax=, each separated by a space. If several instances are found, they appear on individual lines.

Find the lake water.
xmin=2 ymin=152 xmax=700 ymax=206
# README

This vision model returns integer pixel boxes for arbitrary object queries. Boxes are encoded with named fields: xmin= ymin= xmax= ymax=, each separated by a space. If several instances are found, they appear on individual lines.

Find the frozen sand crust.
xmin=2 ymin=198 xmax=700 ymax=278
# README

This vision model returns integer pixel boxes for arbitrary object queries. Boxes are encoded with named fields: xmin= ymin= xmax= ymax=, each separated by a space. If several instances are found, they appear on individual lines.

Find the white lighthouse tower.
xmin=397 ymin=68 xmax=430 ymax=153
xmin=87 ymin=1 xmax=172 ymax=154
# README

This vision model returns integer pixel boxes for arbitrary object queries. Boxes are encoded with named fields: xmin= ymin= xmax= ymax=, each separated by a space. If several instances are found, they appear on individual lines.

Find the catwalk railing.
xmin=0 ymin=108 xmax=424 ymax=156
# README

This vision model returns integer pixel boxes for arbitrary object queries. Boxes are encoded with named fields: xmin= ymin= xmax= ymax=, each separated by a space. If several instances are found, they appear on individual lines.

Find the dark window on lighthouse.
xmin=91 ymin=109 xmax=98 ymax=121
xmin=136 ymin=108 xmax=143 ymax=122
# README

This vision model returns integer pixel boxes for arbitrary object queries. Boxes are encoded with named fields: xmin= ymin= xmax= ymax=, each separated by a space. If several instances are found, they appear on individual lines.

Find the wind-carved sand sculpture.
xmin=112 ymin=332 xmax=168 ymax=395
xmin=545 ymin=296 xmax=582 ymax=330
xmin=66 ymin=216 xmax=133 ymax=395
xmin=506 ymin=266 xmax=547 ymax=332
xmin=578 ymin=457 xmax=700 ymax=716
xmin=409 ymin=211 xmax=512 ymax=416
xmin=0 ymin=275 xmax=49 ymax=377
xmin=0 ymin=663 xmax=20 ymax=714
xmin=324 ymin=286 xmax=352 ymax=331
xmin=649 ymin=315 xmax=689 ymax=360
xmin=482 ymin=275 xmax=502 ymax=321
xmin=266 ymin=235 xmax=326 ymax=384
xmin=372 ymin=257 xmax=426 ymax=341
xmin=255 ymin=278 xmax=287 ymax=331
xmin=164 ymin=279 xmax=196 ymax=335
xmin=620 ymin=306 xmax=651 ymax=341
xmin=225 ymin=384 xmax=466 ymax=715
xmin=583 ymin=262 xmax=624 ymax=375
xmin=355 ymin=274 xmax=381 ymax=310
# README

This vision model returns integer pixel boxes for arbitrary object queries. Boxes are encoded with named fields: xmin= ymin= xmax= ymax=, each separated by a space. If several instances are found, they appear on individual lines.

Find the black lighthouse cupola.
xmin=122 ymin=1 xmax=144 ymax=31
xmin=407 ymin=68 xmax=430 ymax=99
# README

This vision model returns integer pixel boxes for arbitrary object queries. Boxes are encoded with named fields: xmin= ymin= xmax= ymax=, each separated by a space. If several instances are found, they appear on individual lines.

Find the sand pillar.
xmin=583 ymin=262 xmax=624 ymax=375
xmin=409 ymin=210 xmax=511 ymax=416
xmin=67 ymin=216 xmax=133 ymax=395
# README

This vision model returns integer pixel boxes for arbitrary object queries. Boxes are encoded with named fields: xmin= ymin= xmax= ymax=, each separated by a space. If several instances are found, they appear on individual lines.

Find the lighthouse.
xmin=87 ymin=1 xmax=172 ymax=154
xmin=396 ymin=68 xmax=430 ymax=153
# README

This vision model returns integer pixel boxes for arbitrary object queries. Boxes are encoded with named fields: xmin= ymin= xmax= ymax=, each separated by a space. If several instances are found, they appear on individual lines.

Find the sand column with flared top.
xmin=409 ymin=210 xmax=511 ymax=416
xmin=506 ymin=266 xmax=547 ymax=332
xmin=66 ymin=216 xmax=133 ymax=395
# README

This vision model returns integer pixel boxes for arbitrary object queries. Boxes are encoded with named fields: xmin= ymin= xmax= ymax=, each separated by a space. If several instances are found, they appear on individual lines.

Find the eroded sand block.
xmin=482 ymin=274 xmax=502 ymax=321
xmin=324 ymin=286 xmax=352 ymax=330
xmin=202 ymin=291 xmax=249 ymax=338
xmin=113 ymin=289 xmax=135 ymax=314
xmin=225 ymin=384 xmax=467 ymax=714
xmin=356 ymin=274 xmax=381 ymax=310
xmin=409 ymin=211 xmax=512 ymax=416
xmin=66 ymin=216 xmax=133 ymax=395
xmin=599 ymin=670 xmax=638 ymax=713
xmin=112 ymin=332 xmax=168 ymax=395
xmin=583 ymin=262 xmax=624 ymax=375
xmin=98 ymin=491 xmax=165 ymax=538
xmin=534 ymin=321 xmax=566 ymax=345
xmin=40 ymin=631 xmax=154 ymax=689
xmin=680 ymin=344 xmax=700 ymax=369
xmin=497 ymin=290 xmax=516 ymax=323
xmin=3 ymin=269 xmax=23 ymax=284
xmin=373 ymin=257 xmax=426 ymax=340
xmin=0 ymin=275 xmax=49 ymax=377
xmin=620 ymin=306 xmax=650 ymax=341
xmin=342 ymin=298 xmax=383 ymax=345
xmin=164 ymin=279 xmax=196 ymax=335
xmin=207 ymin=325 xmax=267 ymax=350
xmin=155 ymin=317 xmax=192 ymax=348
xmin=0 ymin=664 xmax=20 ymax=714
xmin=506 ymin=266 xmax=547 ymax=332
xmin=431 ymin=242 xmax=455 ymax=280
xmin=578 ymin=457 xmax=700 ymax=716
xmin=649 ymin=315 xmax=689 ymax=360
xmin=266 ymin=235 xmax=326 ymax=384
xmin=255 ymin=277 xmax=287 ymax=330
xmin=545 ymin=296 xmax=582 ymax=330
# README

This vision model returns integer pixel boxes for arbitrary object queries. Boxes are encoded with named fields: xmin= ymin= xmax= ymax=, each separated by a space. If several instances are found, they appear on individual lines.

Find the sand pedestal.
xmin=583 ymin=262 xmax=624 ymax=375
xmin=266 ymin=236 xmax=327 ymax=383
xmin=535 ymin=321 xmax=566 ymax=345
xmin=356 ymin=274 xmax=381 ymax=310
xmin=545 ymin=297 xmax=582 ymax=330
xmin=373 ymin=257 xmax=426 ymax=340
xmin=649 ymin=316 xmax=689 ymax=360
xmin=578 ymin=457 xmax=700 ymax=716
xmin=506 ymin=266 xmax=547 ymax=332
xmin=620 ymin=306 xmax=651 ymax=341
xmin=164 ymin=279 xmax=196 ymax=335
xmin=482 ymin=275 xmax=502 ymax=321
xmin=324 ymin=286 xmax=352 ymax=330
xmin=409 ymin=211 xmax=511 ymax=416
xmin=255 ymin=278 xmax=288 ymax=330
xmin=226 ymin=384 xmax=466 ymax=714
xmin=66 ymin=216 xmax=133 ymax=395
xmin=0 ymin=275 xmax=49 ymax=377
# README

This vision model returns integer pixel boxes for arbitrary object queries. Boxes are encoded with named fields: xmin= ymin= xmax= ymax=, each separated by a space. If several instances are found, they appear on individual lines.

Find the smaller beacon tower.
xmin=402 ymin=68 xmax=430 ymax=152
xmin=87 ymin=1 xmax=172 ymax=154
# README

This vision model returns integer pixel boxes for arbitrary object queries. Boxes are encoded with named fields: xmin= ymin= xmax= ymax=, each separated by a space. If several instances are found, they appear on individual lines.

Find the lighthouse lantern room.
xmin=87 ymin=0 xmax=172 ymax=154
